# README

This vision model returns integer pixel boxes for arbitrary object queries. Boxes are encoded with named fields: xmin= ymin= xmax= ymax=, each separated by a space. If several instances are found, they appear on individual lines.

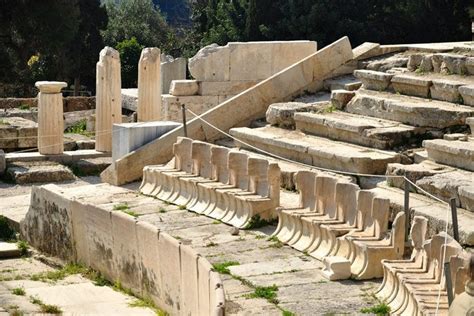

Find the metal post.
xmin=450 ymin=198 xmax=459 ymax=242
xmin=404 ymin=179 xmax=410 ymax=242
xmin=444 ymin=262 xmax=454 ymax=306
xmin=181 ymin=104 xmax=187 ymax=137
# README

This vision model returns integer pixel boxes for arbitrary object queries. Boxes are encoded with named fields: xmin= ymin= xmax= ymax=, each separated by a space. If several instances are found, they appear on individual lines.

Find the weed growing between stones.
xmin=212 ymin=261 xmax=240 ymax=275
xmin=178 ymin=205 xmax=187 ymax=210
xmin=129 ymin=296 xmax=169 ymax=315
xmin=17 ymin=240 xmax=29 ymax=256
xmin=113 ymin=203 xmax=129 ymax=211
xmin=29 ymin=296 xmax=62 ymax=314
xmin=245 ymin=215 xmax=277 ymax=229
xmin=212 ymin=220 xmax=221 ymax=224
xmin=360 ymin=302 xmax=390 ymax=315
xmin=281 ymin=310 xmax=295 ymax=316
xmin=65 ymin=119 xmax=92 ymax=137
xmin=7 ymin=305 xmax=22 ymax=316
xmin=205 ymin=241 xmax=218 ymax=247
xmin=11 ymin=287 xmax=25 ymax=296
xmin=18 ymin=104 xmax=30 ymax=110
xmin=122 ymin=210 xmax=138 ymax=218
xmin=245 ymin=284 xmax=279 ymax=304
xmin=159 ymin=207 xmax=167 ymax=213
xmin=254 ymin=235 xmax=265 ymax=239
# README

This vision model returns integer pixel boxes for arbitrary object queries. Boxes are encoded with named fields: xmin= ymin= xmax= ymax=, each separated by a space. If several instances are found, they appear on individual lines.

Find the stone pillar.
xmin=96 ymin=46 xmax=122 ymax=152
xmin=35 ymin=81 xmax=67 ymax=155
xmin=138 ymin=47 xmax=161 ymax=122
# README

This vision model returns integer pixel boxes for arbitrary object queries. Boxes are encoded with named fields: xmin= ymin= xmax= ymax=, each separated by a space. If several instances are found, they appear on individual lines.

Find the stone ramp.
xmin=347 ymin=89 xmax=474 ymax=128
xmin=229 ymin=125 xmax=400 ymax=174
xmin=294 ymin=110 xmax=421 ymax=149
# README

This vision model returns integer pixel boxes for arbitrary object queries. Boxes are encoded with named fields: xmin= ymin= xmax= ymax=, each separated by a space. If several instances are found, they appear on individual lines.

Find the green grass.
xmin=0 ymin=119 xmax=10 ymax=125
xmin=245 ymin=215 xmax=277 ymax=229
xmin=29 ymin=296 xmax=42 ymax=305
xmin=212 ymin=261 xmax=240 ymax=275
xmin=159 ymin=207 xmax=167 ymax=213
xmin=40 ymin=304 xmax=62 ymax=314
xmin=129 ymin=296 xmax=168 ymax=314
xmin=281 ymin=310 xmax=295 ymax=316
xmin=30 ymin=263 xmax=89 ymax=282
xmin=113 ymin=280 xmax=134 ymax=296
xmin=212 ymin=220 xmax=221 ymax=224
xmin=122 ymin=210 xmax=138 ymax=217
xmin=65 ymin=119 xmax=91 ymax=137
xmin=113 ymin=203 xmax=129 ymax=211
xmin=17 ymin=240 xmax=29 ymax=256
xmin=361 ymin=303 xmax=390 ymax=315
xmin=255 ymin=235 xmax=265 ymax=239
xmin=246 ymin=284 xmax=279 ymax=304
xmin=18 ymin=104 xmax=30 ymax=110
xmin=11 ymin=287 xmax=25 ymax=296
xmin=178 ymin=205 xmax=187 ymax=210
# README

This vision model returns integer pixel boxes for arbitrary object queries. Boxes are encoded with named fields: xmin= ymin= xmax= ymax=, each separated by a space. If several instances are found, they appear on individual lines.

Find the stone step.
xmin=294 ymin=110 xmax=422 ymax=150
xmin=386 ymin=160 xmax=474 ymax=212
xmin=229 ymin=125 xmax=401 ymax=174
xmin=0 ymin=242 xmax=21 ymax=258
xmin=346 ymin=89 xmax=474 ymax=128
xmin=5 ymin=161 xmax=75 ymax=184
xmin=423 ymin=138 xmax=474 ymax=171
xmin=323 ymin=75 xmax=361 ymax=91
xmin=371 ymin=183 xmax=474 ymax=246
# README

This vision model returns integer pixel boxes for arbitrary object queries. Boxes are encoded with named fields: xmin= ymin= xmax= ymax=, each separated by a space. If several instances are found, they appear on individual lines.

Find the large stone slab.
xmin=161 ymin=95 xmax=219 ymax=122
xmin=169 ymin=80 xmax=199 ymax=96
xmin=161 ymin=55 xmax=186 ymax=94
xmin=112 ymin=121 xmax=180 ymax=163
xmin=265 ymin=102 xmax=326 ymax=128
xmin=386 ymin=160 xmax=454 ymax=189
xmin=102 ymin=37 xmax=353 ymax=185
xmin=294 ymin=111 xmax=420 ymax=149
xmin=189 ymin=41 xmax=317 ymax=82
xmin=0 ymin=117 xmax=37 ymax=149
xmin=198 ymin=80 xmax=258 ymax=96
xmin=391 ymin=74 xmax=432 ymax=98
xmin=230 ymin=125 xmax=400 ymax=174
xmin=323 ymin=75 xmax=361 ymax=91
xmin=353 ymin=70 xmax=393 ymax=91
xmin=346 ymin=90 xmax=474 ymax=128
xmin=121 ymin=89 xmax=138 ymax=111
xmin=424 ymin=139 xmax=474 ymax=171
xmin=430 ymin=79 xmax=464 ymax=103
xmin=460 ymin=85 xmax=474 ymax=106
xmin=6 ymin=161 xmax=75 ymax=184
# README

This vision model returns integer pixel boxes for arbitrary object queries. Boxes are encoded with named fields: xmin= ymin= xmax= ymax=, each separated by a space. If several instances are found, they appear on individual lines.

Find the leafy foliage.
xmin=116 ymin=37 xmax=144 ymax=88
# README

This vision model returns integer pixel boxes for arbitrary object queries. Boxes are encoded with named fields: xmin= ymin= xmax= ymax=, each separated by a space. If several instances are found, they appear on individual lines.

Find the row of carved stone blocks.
xmin=272 ymin=171 xmax=406 ymax=280
xmin=139 ymin=137 xmax=281 ymax=228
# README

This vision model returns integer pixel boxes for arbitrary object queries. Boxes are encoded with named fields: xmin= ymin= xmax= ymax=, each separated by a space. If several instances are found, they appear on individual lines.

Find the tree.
xmin=102 ymin=0 xmax=173 ymax=50
xmin=116 ymin=37 xmax=144 ymax=88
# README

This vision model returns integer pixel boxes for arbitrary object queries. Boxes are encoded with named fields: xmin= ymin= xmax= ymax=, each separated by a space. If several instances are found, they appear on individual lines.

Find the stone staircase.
xmin=227 ymin=48 xmax=474 ymax=246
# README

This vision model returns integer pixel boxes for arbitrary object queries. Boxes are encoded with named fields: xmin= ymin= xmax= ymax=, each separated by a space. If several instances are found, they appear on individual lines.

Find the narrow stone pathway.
xmin=0 ymin=256 xmax=156 ymax=315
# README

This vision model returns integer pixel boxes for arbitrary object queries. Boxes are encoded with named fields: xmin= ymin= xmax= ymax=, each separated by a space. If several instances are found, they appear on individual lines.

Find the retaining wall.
xmin=21 ymin=184 xmax=225 ymax=315
xmin=0 ymin=97 xmax=95 ymax=112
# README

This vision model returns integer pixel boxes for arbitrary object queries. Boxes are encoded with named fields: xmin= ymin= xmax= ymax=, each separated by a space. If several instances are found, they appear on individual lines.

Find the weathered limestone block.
xmin=443 ymin=133 xmax=468 ymax=141
xmin=430 ymin=79 xmax=464 ymax=103
xmin=95 ymin=47 xmax=121 ymax=152
xmin=331 ymin=90 xmax=355 ymax=110
xmin=407 ymin=54 xmax=423 ymax=71
xmin=419 ymin=54 xmax=434 ymax=72
xmin=424 ymin=139 xmax=474 ymax=171
xmin=352 ymin=42 xmax=380 ymax=60
xmin=198 ymin=80 xmax=258 ymax=96
xmin=391 ymin=75 xmax=432 ymax=98
xmin=440 ymin=54 xmax=468 ymax=75
xmin=459 ymin=85 xmax=474 ymax=106
xmin=161 ymin=55 xmax=186 ymax=94
xmin=0 ymin=242 xmax=21 ymax=259
xmin=112 ymin=121 xmax=180 ymax=163
xmin=468 ymin=118 xmax=474 ymax=135
xmin=161 ymin=95 xmax=219 ymax=122
xmin=265 ymin=102 xmax=325 ymax=128
xmin=189 ymin=44 xmax=230 ymax=81
xmin=0 ymin=150 xmax=5 ymax=176
xmin=353 ymin=70 xmax=393 ymax=91
xmin=386 ymin=161 xmax=453 ymax=189
xmin=6 ymin=161 xmax=75 ymax=184
xmin=449 ymin=278 xmax=474 ymax=316
xmin=180 ymin=245 xmax=199 ymax=315
xmin=138 ymin=47 xmax=162 ymax=122
xmin=466 ymin=57 xmax=474 ymax=75
xmin=321 ymin=256 xmax=351 ymax=281
xmin=364 ymin=55 xmax=408 ymax=72
xmin=36 ymin=81 xmax=67 ymax=155
xmin=169 ymin=80 xmax=199 ymax=96
xmin=0 ymin=117 xmax=37 ymax=149
xmin=121 ymin=88 xmax=138 ymax=111
xmin=323 ymin=75 xmax=362 ymax=91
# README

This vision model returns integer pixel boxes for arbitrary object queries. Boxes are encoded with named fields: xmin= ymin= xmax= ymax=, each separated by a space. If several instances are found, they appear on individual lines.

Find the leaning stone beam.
xmin=95 ymin=47 xmax=122 ymax=152
xmin=101 ymin=37 xmax=353 ymax=185
xmin=35 ymin=81 xmax=67 ymax=155
xmin=138 ymin=47 xmax=162 ymax=122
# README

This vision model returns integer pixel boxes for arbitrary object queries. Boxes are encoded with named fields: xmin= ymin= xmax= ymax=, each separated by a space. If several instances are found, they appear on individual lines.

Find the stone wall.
xmin=0 ymin=97 xmax=95 ymax=112
xmin=21 ymin=184 xmax=225 ymax=315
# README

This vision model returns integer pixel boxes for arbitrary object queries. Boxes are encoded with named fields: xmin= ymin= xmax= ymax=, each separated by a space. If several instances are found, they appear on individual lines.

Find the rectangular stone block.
xmin=111 ymin=211 xmax=141 ymax=292
xmin=189 ymin=45 xmax=230 ymax=82
xmin=197 ymin=257 xmax=212 ymax=315
xmin=121 ymin=88 xmax=138 ymax=111
xmin=271 ymin=41 xmax=318 ymax=73
xmin=161 ymin=57 xmax=187 ymax=94
xmin=198 ymin=80 xmax=259 ymax=96
xmin=136 ymin=221 xmax=162 ymax=303
xmin=459 ymin=85 xmax=474 ymax=106
xmin=112 ymin=121 xmax=180 ymax=162
xmin=391 ymin=75 xmax=432 ymax=98
xmin=180 ymin=245 xmax=199 ymax=315
xmin=70 ymin=201 xmax=94 ymax=267
xmin=169 ymin=79 xmax=199 ymax=96
xmin=161 ymin=95 xmax=219 ymax=122
xmin=158 ymin=232 xmax=181 ymax=314
xmin=430 ymin=79 xmax=464 ymax=103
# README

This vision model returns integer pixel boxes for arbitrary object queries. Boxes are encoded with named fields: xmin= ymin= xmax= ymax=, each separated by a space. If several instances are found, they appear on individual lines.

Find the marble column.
xmin=138 ymin=47 xmax=162 ymax=122
xmin=35 ymin=81 xmax=67 ymax=155
xmin=95 ymin=46 xmax=122 ymax=152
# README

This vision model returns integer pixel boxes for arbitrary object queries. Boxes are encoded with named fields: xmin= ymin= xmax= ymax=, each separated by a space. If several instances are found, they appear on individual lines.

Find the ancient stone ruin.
xmin=1 ymin=37 xmax=474 ymax=315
